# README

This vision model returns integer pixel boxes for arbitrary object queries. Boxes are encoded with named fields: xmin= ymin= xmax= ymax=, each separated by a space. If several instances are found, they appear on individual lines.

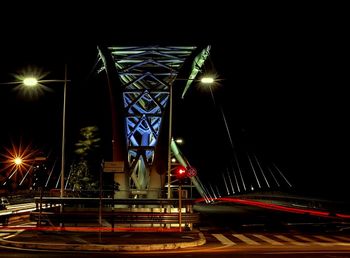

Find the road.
xmin=1 ymin=245 xmax=350 ymax=257
xmin=2 ymin=221 xmax=350 ymax=257
xmin=1 ymin=200 xmax=350 ymax=256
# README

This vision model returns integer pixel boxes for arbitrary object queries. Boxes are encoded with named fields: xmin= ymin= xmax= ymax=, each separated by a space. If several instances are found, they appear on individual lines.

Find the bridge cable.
xmin=222 ymin=173 xmax=230 ymax=195
xmin=226 ymin=168 xmax=235 ymax=194
xmin=273 ymin=163 xmax=292 ymax=187
xmin=247 ymin=153 xmax=261 ymax=188
xmin=254 ymin=154 xmax=270 ymax=188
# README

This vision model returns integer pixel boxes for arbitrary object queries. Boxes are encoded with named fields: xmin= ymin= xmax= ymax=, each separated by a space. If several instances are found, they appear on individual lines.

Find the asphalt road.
xmin=2 ymin=201 xmax=350 ymax=256
xmin=2 ymin=246 xmax=350 ymax=257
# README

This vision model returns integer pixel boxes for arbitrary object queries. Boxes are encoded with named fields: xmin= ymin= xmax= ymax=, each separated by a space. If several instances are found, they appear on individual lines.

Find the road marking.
xmin=212 ymin=234 xmax=236 ymax=245
xmin=232 ymin=234 xmax=260 ymax=245
xmin=313 ymin=235 xmax=339 ymax=243
xmin=3 ymin=229 xmax=24 ymax=239
xmin=0 ymin=233 xmax=10 ymax=237
xmin=334 ymin=235 xmax=350 ymax=242
xmin=274 ymin=234 xmax=306 ymax=245
xmin=252 ymin=234 xmax=284 ymax=245
xmin=209 ymin=233 xmax=350 ymax=247
xmin=293 ymin=235 xmax=327 ymax=245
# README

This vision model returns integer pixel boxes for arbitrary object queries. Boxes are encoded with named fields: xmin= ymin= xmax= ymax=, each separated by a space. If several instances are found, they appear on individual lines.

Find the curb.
xmin=0 ymin=232 xmax=206 ymax=252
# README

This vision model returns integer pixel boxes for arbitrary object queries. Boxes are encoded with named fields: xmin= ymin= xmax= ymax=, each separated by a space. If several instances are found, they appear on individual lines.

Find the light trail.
xmin=195 ymin=197 xmax=350 ymax=219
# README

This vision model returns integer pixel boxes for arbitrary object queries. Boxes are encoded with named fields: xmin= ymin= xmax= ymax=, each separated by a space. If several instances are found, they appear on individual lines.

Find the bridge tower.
xmin=98 ymin=46 xmax=202 ymax=199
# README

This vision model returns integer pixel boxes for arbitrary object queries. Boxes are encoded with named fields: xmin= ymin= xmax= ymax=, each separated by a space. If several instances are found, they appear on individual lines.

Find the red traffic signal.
xmin=175 ymin=165 xmax=187 ymax=180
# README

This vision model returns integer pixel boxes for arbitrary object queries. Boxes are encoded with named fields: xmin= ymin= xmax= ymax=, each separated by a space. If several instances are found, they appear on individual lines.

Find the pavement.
xmin=0 ymin=227 xmax=206 ymax=252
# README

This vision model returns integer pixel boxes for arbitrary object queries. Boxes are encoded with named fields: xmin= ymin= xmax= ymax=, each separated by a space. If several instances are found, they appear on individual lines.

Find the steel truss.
xmin=100 ymin=46 xmax=197 ymax=193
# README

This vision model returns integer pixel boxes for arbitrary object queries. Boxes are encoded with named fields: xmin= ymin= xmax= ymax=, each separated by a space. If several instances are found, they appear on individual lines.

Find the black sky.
xmin=0 ymin=4 xmax=348 ymax=200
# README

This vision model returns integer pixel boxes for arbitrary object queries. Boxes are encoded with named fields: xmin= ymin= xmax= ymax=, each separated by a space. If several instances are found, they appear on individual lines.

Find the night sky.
xmin=0 ymin=5 xmax=348 ymax=200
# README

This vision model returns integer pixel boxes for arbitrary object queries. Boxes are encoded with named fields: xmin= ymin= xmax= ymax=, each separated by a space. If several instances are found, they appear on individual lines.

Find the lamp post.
xmin=167 ymin=82 xmax=173 ymax=200
xmin=22 ymin=65 xmax=70 ymax=202
xmin=60 ymin=65 xmax=68 ymax=201
xmin=167 ymin=76 xmax=215 ymax=200
xmin=165 ymin=75 xmax=215 ymax=229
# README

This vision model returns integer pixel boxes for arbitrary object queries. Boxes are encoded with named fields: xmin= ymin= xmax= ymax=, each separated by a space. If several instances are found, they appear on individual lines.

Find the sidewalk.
xmin=0 ymin=227 xmax=206 ymax=252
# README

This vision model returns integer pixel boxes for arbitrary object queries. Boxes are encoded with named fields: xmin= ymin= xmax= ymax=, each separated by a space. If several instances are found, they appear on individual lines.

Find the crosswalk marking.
xmin=233 ymin=234 xmax=260 ymax=245
xmin=334 ymin=235 xmax=350 ymax=242
xmin=252 ymin=234 xmax=284 ymax=245
xmin=287 ymin=235 xmax=333 ymax=246
xmin=207 ymin=233 xmax=350 ymax=247
xmin=313 ymin=235 xmax=339 ymax=243
xmin=274 ymin=234 xmax=306 ymax=246
xmin=292 ymin=235 xmax=318 ymax=244
xmin=212 ymin=234 xmax=236 ymax=245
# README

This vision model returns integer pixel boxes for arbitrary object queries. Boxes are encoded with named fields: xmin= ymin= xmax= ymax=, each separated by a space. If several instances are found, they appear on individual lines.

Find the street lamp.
xmin=200 ymin=76 xmax=215 ymax=84
xmin=175 ymin=138 xmax=184 ymax=144
xmin=21 ymin=65 xmax=70 ymax=200
xmin=167 ymin=76 xmax=215 ymax=200
xmin=13 ymin=157 xmax=23 ymax=165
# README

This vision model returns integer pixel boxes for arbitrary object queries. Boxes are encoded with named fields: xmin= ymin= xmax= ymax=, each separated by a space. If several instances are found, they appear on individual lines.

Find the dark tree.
xmin=68 ymin=126 xmax=101 ymax=196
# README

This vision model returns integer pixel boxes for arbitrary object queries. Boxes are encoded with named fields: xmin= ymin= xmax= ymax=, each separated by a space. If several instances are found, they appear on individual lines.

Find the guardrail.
xmin=30 ymin=210 xmax=200 ymax=225
xmin=31 ymin=197 xmax=199 ymax=227
xmin=33 ymin=197 xmax=196 ymax=207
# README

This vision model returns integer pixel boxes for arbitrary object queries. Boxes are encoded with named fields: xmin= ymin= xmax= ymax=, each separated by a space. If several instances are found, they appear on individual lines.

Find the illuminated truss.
xmin=100 ymin=46 xmax=197 ymax=190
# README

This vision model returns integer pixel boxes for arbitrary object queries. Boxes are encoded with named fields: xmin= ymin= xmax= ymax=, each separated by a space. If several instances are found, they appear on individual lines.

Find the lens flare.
xmin=0 ymin=142 xmax=38 ymax=185
xmin=11 ymin=66 xmax=52 ymax=99
xmin=23 ymin=77 xmax=38 ymax=87
xmin=13 ymin=157 xmax=23 ymax=165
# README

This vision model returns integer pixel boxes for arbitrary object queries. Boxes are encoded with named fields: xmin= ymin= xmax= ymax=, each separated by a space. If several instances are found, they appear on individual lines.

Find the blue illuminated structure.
xmin=98 ymin=46 xmax=208 ymax=198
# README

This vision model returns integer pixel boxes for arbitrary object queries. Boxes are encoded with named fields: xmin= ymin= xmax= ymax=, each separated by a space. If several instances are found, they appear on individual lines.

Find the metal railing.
xmin=31 ymin=196 xmax=199 ymax=227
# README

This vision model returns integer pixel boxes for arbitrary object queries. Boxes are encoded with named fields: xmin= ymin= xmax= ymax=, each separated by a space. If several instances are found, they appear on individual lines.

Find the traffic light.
xmin=175 ymin=165 xmax=187 ymax=180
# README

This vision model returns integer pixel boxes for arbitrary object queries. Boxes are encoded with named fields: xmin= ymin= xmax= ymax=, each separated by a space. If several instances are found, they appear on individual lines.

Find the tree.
xmin=68 ymin=126 xmax=101 ymax=196
xmin=74 ymin=126 xmax=101 ymax=158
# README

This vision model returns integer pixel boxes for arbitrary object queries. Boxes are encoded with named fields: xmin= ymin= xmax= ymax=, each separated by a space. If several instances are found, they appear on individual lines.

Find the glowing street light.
xmin=167 ymin=76 xmax=215 ymax=200
xmin=13 ymin=157 xmax=23 ymax=165
xmin=175 ymin=138 xmax=183 ymax=144
xmin=23 ymin=77 xmax=38 ymax=87
xmin=2 ymin=66 xmax=70 ymax=200
xmin=24 ymin=67 xmax=69 ymax=200
xmin=200 ymin=76 xmax=215 ymax=84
